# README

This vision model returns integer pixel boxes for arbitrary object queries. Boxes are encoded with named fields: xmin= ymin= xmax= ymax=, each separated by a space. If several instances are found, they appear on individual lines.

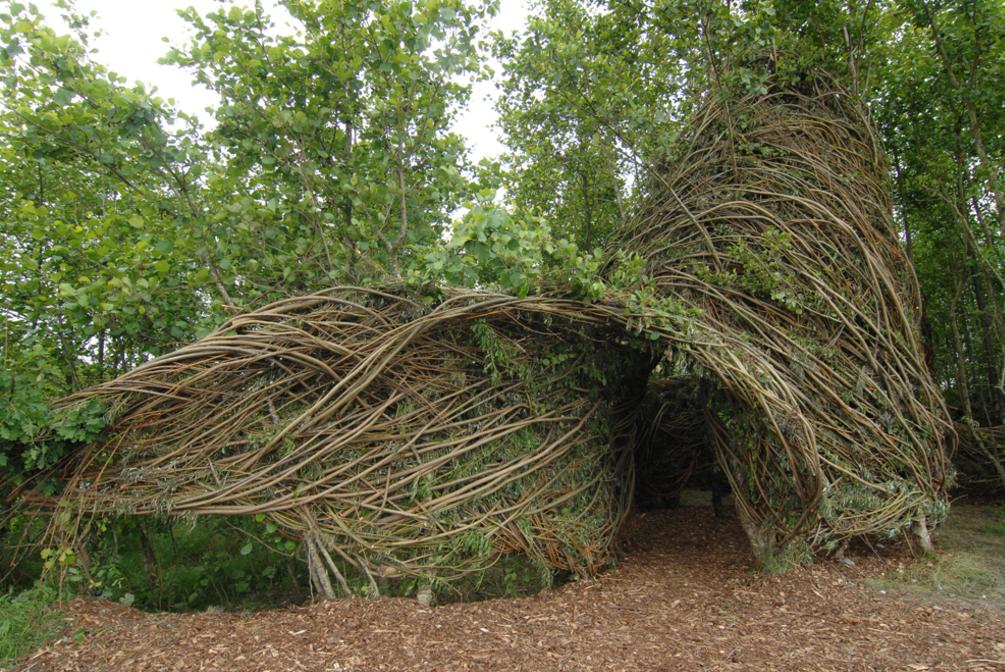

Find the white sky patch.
xmin=33 ymin=0 xmax=531 ymax=162
xmin=456 ymin=0 xmax=529 ymax=163
xmin=36 ymin=0 xmax=226 ymax=122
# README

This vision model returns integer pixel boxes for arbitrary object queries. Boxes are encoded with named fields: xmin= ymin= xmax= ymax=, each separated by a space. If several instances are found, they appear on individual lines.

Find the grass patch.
xmin=0 ymin=585 xmax=63 ymax=668
xmin=868 ymin=503 xmax=1005 ymax=611
xmin=985 ymin=507 xmax=1005 ymax=538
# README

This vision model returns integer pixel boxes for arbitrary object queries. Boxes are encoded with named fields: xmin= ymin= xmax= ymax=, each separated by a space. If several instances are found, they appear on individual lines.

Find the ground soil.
xmin=13 ymin=507 xmax=1005 ymax=672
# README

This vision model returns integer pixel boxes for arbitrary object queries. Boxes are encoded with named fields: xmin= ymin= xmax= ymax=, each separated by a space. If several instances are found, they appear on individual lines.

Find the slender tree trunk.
xmin=342 ymin=118 xmax=357 ymax=279
xmin=951 ymin=135 xmax=1005 ymax=425
xmin=390 ymin=158 xmax=408 ymax=277
xmin=97 ymin=331 xmax=105 ymax=375
xmin=961 ymin=306 xmax=982 ymax=409
xmin=971 ymin=270 xmax=1002 ymax=424
xmin=580 ymin=168 xmax=594 ymax=250
xmin=306 ymin=537 xmax=335 ymax=600
xmin=950 ymin=280 xmax=975 ymax=421
xmin=952 ymin=275 xmax=1005 ymax=488
xmin=891 ymin=147 xmax=914 ymax=262
xmin=137 ymin=524 xmax=162 ymax=608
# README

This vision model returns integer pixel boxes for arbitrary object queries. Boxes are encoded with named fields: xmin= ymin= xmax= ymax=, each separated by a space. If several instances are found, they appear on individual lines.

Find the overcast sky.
xmin=35 ymin=0 xmax=530 ymax=162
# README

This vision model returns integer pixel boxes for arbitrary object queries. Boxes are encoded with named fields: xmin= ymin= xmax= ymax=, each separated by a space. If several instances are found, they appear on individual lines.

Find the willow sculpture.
xmin=29 ymin=75 xmax=952 ymax=595
xmin=41 ymin=289 xmax=651 ymax=596
xmin=607 ymin=77 xmax=953 ymax=560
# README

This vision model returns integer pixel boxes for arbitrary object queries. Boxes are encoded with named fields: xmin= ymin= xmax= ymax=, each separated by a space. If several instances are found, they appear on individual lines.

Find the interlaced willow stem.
xmin=607 ymin=75 xmax=952 ymax=558
xmin=23 ymin=74 xmax=953 ymax=590
xmin=29 ymin=289 xmax=649 ymax=593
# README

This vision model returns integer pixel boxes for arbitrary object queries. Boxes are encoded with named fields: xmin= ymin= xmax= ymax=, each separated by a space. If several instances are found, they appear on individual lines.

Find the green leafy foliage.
xmin=164 ymin=0 xmax=487 ymax=289
xmin=1 ymin=344 xmax=106 ymax=486
xmin=78 ymin=517 xmax=306 ymax=612
xmin=410 ymin=192 xmax=604 ymax=297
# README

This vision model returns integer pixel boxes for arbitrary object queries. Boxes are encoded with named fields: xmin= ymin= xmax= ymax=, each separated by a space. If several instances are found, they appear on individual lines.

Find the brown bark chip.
xmin=15 ymin=509 xmax=1005 ymax=672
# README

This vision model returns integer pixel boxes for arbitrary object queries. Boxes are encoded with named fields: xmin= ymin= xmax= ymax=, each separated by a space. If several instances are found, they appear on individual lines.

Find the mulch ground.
xmin=13 ymin=508 xmax=1005 ymax=672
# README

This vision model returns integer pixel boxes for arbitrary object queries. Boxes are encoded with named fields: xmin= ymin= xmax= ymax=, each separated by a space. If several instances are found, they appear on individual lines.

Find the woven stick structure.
xmin=40 ymin=289 xmax=652 ymax=594
xmin=608 ymin=78 xmax=953 ymax=558
xmin=25 ymin=75 xmax=953 ymax=594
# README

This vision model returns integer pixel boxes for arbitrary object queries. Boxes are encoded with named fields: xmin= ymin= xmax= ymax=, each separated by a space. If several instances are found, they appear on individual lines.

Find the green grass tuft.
xmin=0 ymin=585 xmax=63 ymax=668
xmin=868 ymin=503 xmax=1005 ymax=611
xmin=984 ymin=508 xmax=1005 ymax=538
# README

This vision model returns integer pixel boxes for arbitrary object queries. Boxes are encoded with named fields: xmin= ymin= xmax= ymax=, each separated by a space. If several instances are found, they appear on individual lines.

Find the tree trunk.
xmin=736 ymin=502 xmax=775 ymax=569
xmin=951 ymin=277 xmax=1005 ymax=488
xmin=913 ymin=515 xmax=933 ymax=553
xmin=305 ymin=537 xmax=336 ymax=600
xmin=137 ymin=524 xmax=162 ymax=608
xmin=971 ymin=271 xmax=1002 ymax=424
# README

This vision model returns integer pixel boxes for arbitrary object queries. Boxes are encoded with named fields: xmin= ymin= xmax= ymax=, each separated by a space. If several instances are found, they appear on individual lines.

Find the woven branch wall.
xmin=608 ymin=79 xmax=952 ymax=557
xmin=34 ymin=77 xmax=953 ymax=592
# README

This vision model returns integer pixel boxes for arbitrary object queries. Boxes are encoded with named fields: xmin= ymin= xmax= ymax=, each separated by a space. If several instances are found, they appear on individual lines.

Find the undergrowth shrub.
xmin=0 ymin=584 xmax=62 ymax=667
xmin=84 ymin=517 xmax=308 ymax=612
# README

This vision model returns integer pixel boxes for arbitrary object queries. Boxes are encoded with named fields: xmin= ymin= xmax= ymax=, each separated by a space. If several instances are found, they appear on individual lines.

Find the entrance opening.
xmin=632 ymin=378 xmax=733 ymax=516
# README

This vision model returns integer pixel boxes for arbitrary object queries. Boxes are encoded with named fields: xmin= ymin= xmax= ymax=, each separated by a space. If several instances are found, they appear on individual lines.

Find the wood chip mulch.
xmin=13 ymin=508 xmax=1005 ymax=671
